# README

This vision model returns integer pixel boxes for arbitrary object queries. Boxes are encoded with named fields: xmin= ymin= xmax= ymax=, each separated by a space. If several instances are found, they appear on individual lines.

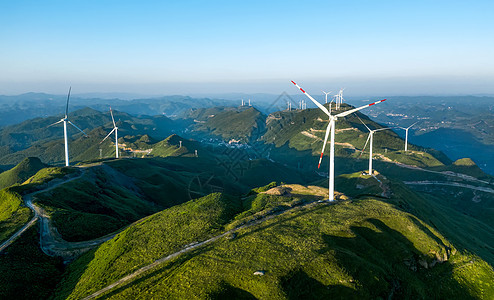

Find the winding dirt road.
xmin=0 ymin=169 xmax=118 ymax=260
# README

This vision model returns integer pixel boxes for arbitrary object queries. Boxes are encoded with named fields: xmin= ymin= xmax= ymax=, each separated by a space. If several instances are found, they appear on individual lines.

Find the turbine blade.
xmin=100 ymin=128 xmax=116 ymax=143
xmin=356 ymin=115 xmax=371 ymax=132
xmin=318 ymin=122 xmax=332 ymax=169
xmin=65 ymin=87 xmax=71 ymax=117
xmin=407 ymin=121 xmax=419 ymax=129
xmin=335 ymin=99 xmax=386 ymax=118
xmin=374 ymin=127 xmax=394 ymax=132
xmin=67 ymin=120 xmax=88 ymax=137
xmin=110 ymin=107 xmax=116 ymax=127
xmin=360 ymin=133 xmax=372 ymax=157
xmin=291 ymin=81 xmax=331 ymax=116
xmin=47 ymin=119 xmax=63 ymax=128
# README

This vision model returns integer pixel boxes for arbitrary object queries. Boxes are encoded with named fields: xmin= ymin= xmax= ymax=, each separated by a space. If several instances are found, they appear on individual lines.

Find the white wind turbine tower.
xmin=336 ymin=88 xmax=345 ymax=110
xmin=399 ymin=121 xmax=418 ymax=152
xmin=100 ymin=107 xmax=119 ymax=158
xmin=322 ymin=91 xmax=332 ymax=104
xmin=357 ymin=116 xmax=394 ymax=175
xmin=48 ymin=87 xmax=88 ymax=166
xmin=292 ymin=80 xmax=386 ymax=201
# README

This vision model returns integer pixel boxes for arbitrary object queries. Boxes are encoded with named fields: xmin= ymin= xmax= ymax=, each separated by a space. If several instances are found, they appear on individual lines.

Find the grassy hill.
xmin=184 ymin=106 xmax=266 ymax=142
xmin=0 ymin=188 xmax=32 ymax=243
xmin=54 ymin=184 xmax=494 ymax=299
xmin=0 ymin=157 xmax=47 ymax=189
xmin=28 ymin=153 xmax=317 ymax=242
xmin=0 ymin=166 xmax=76 ymax=243
xmin=261 ymin=103 xmax=449 ymax=170
xmin=0 ymin=108 xmax=180 ymax=166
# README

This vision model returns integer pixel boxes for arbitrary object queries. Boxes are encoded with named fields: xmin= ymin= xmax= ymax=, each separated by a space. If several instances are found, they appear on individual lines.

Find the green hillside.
xmin=55 ymin=185 xmax=493 ymax=299
xmin=149 ymin=134 xmax=197 ymax=157
xmin=185 ymin=106 xmax=266 ymax=142
xmin=1 ymin=166 xmax=76 ymax=243
xmin=0 ymin=157 xmax=47 ymax=189
xmin=0 ymin=227 xmax=64 ymax=299
xmin=0 ymin=188 xmax=32 ymax=243
xmin=262 ymin=103 xmax=449 ymax=169
xmin=0 ymin=103 xmax=493 ymax=299
xmin=0 ymin=108 xmax=179 ymax=166
xmin=28 ymin=153 xmax=316 ymax=242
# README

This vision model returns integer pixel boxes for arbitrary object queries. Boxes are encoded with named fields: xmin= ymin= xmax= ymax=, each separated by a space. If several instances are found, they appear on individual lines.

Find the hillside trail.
xmin=0 ymin=171 xmax=85 ymax=253
xmin=82 ymin=199 xmax=332 ymax=300
xmin=0 ymin=165 xmax=119 ymax=260
xmin=371 ymin=174 xmax=391 ymax=198
xmin=403 ymin=181 xmax=494 ymax=194
xmin=391 ymin=159 xmax=492 ymax=186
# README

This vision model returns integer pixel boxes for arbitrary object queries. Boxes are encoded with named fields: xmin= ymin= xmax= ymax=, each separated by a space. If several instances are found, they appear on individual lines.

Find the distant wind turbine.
xmin=292 ymin=80 xmax=386 ymax=201
xmin=336 ymin=88 xmax=345 ymax=110
xmin=100 ymin=107 xmax=119 ymax=158
xmin=322 ymin=91 xmax=332 ymax=104
xmin=357 ymin=116 xmax=394 ymax=175
xmin=48 ymin=87 xmax=88 ymax=166
xmin=399 ymin=121 xmax=419 ymax=152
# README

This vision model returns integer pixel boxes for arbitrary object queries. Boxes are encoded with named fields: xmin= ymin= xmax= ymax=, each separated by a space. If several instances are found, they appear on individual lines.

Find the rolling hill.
xmin=0 ymin=101 xmax=493 ymax=299
xmin=0 ymin=157 xmax=47 ymax=189
xmin=53 ymin=181 xmax=493 ymax=299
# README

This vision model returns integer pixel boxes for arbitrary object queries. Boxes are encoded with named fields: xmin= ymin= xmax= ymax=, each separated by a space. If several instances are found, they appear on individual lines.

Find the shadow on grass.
xmin=210 ymin=281 xmax=257 ymax=300
xmin=0 ymin=226 xmax=65 ymax=300
xmin=408 ymin=215 xmax=449 ymax=250
xmin=52 ymin=248 xmax=96 ymax=299
xmin=318 ymin=218 xmax=475 ymax=299
xmin=281 ymin=269 xmax=357 ymax=300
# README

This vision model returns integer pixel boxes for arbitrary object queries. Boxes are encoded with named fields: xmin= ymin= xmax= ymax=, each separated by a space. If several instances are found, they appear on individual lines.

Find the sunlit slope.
xmin=0 ymin=157 xmax=47 ymax=189
xmin=56 ymin=187 xmax=493 ymax=299
xmin=0 ymin=188 xmax=31 ymax=243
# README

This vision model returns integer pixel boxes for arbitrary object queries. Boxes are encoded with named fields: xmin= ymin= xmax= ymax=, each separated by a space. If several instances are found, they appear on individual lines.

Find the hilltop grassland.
xmin=55 ymin=184 xmax=494 ymax=300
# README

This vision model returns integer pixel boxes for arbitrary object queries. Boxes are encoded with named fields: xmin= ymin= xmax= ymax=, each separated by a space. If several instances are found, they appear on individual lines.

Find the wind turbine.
xmin=322 ymin=91 xmax=332 ymax=104
xmin=399 ymin=121 xmax=418 ymax=152
xmin=357 ymin=116 xmax=394 ymax=175
xmin=100 ymin=107 xmax=119 ymax=158
xmin=336 ymin=88 xmax=345 ymax=110
xmin=48 ymin=87 xmax=88 ymax=166
xmin=292 ymin=80 xmax=386 ymax=201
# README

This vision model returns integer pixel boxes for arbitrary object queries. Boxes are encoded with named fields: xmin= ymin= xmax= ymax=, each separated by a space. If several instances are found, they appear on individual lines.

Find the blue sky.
xmin=1 ymin=0 xmax=493 ymax=96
